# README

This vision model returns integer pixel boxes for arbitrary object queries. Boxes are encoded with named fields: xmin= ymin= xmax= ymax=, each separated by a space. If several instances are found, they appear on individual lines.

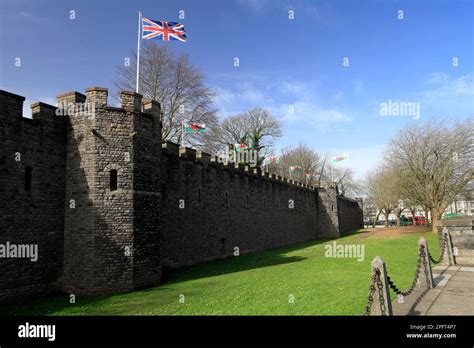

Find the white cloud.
xmin=423 ymin=73 xmax=474 ymax=98
xmin=279 ymin=100 xmax=351 ymax=125
xmin=214 ymin=79 xmax=352 ymax=126
xmin=213 ymin=83 xmax=271 ymax=115
xmin=426 ymin=72 xmax=449 ymax=85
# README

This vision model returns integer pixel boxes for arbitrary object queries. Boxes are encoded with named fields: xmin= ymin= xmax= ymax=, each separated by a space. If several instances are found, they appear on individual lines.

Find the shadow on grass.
xmin=341 ymin=229 xmax=368 ymax=238
xmin=0 ymin=237 xmax=335 ymax=315
xmin=0 ymin=291 xmax=115 ymax=316
xmin=164 ymin=237 xmax=334 ymax=284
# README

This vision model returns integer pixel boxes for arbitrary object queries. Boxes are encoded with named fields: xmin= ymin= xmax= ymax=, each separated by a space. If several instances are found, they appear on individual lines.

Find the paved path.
xmin=392 ymin=265 xmax=474 ymax=315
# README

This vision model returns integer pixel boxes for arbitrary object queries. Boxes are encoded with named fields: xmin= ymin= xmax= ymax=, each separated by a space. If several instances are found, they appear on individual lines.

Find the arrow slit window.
xmin=110 ymin=170 xmax=118 ymax=191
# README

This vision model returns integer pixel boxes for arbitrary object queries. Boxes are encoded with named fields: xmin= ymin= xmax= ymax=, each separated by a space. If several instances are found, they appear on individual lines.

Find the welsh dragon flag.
xmin=332 ymin=155 xmax=348 ymax=163
xmin=233 ymin=143 xmax=249 ymax=152
xmin=263 ymin=156 xmax=280 ymax=165
xmin=290 ymin=165 xmax=302 ymax=173
xmin=184 ymin=123 xmax=206 ymax=133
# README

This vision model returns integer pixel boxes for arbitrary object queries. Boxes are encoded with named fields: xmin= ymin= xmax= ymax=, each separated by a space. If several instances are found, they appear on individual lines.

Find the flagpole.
xmin=181 ymin=122 xmax=185 ymax=147
xmin=136 ymin=11 xmax=142 ymax=93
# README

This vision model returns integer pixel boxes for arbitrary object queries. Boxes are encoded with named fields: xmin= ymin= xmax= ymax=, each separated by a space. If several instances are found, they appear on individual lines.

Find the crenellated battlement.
xmin=0 ymin=86 xmax=162 ymax=127
xmin=0 ymin=90 xmax=26 ymax=117
xmin=162 ymin=140 xmax=323 ymax=192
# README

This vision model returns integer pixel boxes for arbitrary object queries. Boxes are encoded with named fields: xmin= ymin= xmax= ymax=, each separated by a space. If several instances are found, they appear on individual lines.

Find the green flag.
xmin=184 ymin=123 xmax=206 ymax=133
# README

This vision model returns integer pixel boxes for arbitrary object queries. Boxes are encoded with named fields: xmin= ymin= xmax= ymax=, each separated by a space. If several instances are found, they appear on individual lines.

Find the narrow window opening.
xmin=110 ymin=170 xmax=118 ymax=191
xmin=246 ymin=194 xmax=250 ymax=208
xmin=24 ymin=167 xmax=32 ymax=191
xmin=220 ymin=238 xmax=226 ymax=254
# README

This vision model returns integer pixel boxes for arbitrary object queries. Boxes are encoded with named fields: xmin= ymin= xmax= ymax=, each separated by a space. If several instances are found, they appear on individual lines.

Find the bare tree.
xmin=276 ymin=144 xmax=322 ymax=184
xmin=113 ymin=42 xmax=219 ymax=151
xmin=386 ymin=118 xmax=474 ymax=233
xmin=247 ymin=108 xmax=282 ymax=164
xmin=362 ymin=197 xmax=378 ymax=228
xmin=217 ymin=108 xmax=282 ymax=165
xmin=216 ymin=114 xmax=250 ymax=148
xmin=330 ymin=166 xmax=361 ymax=198
xmin=365 ymin=167 xmax=400 ymax=227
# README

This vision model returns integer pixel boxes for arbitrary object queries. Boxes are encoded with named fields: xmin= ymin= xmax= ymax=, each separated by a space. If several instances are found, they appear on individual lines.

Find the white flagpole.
xmin=136 ymin=11 xmax=142 ymax=93
xmin=181 ymin=122 xmax=185 ymax=147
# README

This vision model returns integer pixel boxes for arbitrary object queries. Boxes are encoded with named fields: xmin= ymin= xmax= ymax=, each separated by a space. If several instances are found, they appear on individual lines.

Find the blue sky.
xmin=1 ymin=0 xmax=473 ymax=179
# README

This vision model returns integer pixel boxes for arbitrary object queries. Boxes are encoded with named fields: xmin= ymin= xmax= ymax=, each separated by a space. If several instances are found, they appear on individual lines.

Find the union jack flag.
xmin=142 ymin=17 xmax=187 ymax=42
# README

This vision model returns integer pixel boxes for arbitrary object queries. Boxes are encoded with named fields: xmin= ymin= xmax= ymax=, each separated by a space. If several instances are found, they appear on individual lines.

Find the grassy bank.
xmin=0 ymin=227 xmax=438 ymax=315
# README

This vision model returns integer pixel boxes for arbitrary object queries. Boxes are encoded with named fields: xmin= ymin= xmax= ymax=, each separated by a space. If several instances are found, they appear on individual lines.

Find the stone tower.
xmin=61 ymin=87 xmax=162 ymax=294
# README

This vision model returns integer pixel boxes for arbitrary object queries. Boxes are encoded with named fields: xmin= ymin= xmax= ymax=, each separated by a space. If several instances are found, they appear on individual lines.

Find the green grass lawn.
xmin=0 ymin=228 xmax=440 ymax=316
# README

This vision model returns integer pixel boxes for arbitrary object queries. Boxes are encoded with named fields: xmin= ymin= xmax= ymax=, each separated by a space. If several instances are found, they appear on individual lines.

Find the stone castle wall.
xmin=0 ymin=87 xmax=364 ymax=303
xmin=438 ymin=217 xmax=474 ymax=265
xmin=0 ymin=91 xmax=67 ymax=302
xmin=160 ymin=142 xmax=321 ymax=268
xmin=337 ymin=196 xmax=364 ymax=235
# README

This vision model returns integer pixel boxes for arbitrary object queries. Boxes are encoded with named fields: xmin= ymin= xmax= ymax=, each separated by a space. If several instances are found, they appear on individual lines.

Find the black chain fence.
xmin=365 ymin=234 xmax=448 ymax=315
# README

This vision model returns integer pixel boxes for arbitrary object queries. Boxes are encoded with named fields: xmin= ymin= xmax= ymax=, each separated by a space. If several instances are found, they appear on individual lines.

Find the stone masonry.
xmin=0 ymin=87 xmax=363 ymax=303
xmin=437 ymin=217 xmax=474 ymax=265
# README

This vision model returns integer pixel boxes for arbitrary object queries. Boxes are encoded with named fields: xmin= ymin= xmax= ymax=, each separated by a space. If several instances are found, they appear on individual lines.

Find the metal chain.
xmin=386 ymin=245 xmax=423 ymax=296
xmin=408 ymin=246 xmax=432 ymax=314
xmin=365 ymin=269 xmax=381 ymax=316
xmin=366 ymin=241 xmax=437 ymax=315
xmin=428 ymin=235 xmax=447 ymax=264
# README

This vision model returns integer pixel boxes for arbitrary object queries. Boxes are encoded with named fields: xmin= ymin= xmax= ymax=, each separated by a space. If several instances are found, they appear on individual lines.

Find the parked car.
xmin=400 ymin=216 xmax=411 ymax=226
xmin=414 ymin=216 xmax=427 ymax=225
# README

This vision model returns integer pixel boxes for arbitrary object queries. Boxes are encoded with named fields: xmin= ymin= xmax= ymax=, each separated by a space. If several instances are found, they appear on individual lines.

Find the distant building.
xmin=443 ymin=197 xmax=474 ymax=216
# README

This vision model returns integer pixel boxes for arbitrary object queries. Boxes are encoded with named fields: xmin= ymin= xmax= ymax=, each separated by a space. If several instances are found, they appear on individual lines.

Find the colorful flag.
xmin=233 ymin=143 xmax=249 ymax=152
xmin=263 ymin=156 xmax=280 ymax=165
xmin=142 ymin=18 xmax=187 ymax=42
xmin=332 ymin=155 xmax=348 ymax=163
xmin=184 ymin=123 xmax=206 ymax=133
xmin=290 ymin=165 xmax=302 ymax=173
